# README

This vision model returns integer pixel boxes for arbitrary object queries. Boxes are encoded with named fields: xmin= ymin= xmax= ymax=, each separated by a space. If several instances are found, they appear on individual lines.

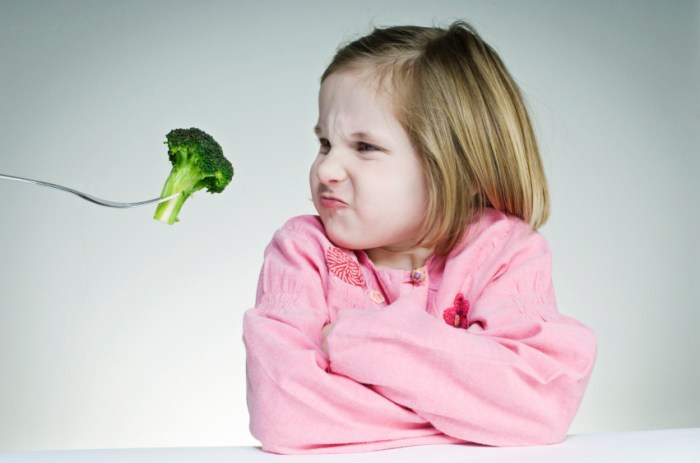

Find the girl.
xmin=243 ymin=21 xmax=596 ymax=454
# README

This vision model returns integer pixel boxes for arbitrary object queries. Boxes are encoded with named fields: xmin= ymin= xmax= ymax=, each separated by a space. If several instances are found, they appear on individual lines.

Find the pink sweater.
xmin=243 ymin=209 xmax=596 ymax=454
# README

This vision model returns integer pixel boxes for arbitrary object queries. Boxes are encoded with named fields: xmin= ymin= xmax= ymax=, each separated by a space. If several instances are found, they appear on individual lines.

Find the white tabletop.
xmin=1 ymin=428 xmax=698 ymax=463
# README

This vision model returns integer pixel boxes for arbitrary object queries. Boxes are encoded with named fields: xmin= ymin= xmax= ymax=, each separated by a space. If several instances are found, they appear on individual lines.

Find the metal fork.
xmin=0 ymin=173 xmax=179 ymax=208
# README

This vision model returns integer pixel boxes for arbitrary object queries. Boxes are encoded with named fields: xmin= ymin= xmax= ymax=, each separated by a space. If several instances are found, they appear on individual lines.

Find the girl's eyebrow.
xmin=313 ymin=125 xmax=381 ymax=141
xmin=350 ymin=131 xmax=377 ymax=140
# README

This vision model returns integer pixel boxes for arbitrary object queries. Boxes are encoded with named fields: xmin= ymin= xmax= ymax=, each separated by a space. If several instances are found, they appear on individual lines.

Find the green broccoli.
xmin=154 ymin=127 xmax=234 ymax=224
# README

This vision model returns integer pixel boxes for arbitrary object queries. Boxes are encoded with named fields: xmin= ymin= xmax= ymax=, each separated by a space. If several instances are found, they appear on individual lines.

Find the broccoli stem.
xmin=154 ymin=191 xmax=188 ymax=224
xmin=153 ymin=165 xmax=199 ymax=224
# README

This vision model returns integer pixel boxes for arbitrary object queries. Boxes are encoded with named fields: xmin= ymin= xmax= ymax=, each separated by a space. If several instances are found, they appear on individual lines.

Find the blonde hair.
xmin=322 ymin=21 xmax=550 ymax=255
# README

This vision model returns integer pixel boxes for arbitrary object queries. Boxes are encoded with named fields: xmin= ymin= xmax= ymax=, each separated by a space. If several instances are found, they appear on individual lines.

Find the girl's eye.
xmin=318 ymin=138 xmax=331 ymax=154
xmin=357 ymin=141 xmax=379 ymax=152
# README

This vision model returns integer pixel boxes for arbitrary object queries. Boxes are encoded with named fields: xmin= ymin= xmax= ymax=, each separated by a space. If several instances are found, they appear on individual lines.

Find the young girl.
xmin=243 ymin=21 xmax=596 ymax=454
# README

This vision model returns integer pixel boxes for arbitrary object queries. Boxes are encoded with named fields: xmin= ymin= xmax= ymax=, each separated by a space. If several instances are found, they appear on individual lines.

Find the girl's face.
xmin=310 ymin=70 xmax=429 ymax=261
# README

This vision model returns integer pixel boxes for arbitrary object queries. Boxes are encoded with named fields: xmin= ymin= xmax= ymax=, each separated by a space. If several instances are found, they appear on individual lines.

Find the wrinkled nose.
xmin=315 ymin=152 xmax=348 ymax=185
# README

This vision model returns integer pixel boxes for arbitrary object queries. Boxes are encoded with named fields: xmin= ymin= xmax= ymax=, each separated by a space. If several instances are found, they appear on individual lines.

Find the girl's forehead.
xmin=319 ymin=74 xmax=392 ymax=121
xmin=319 ymin=71 xmax=398 ymax=119
xmin=321 ymin=71 xmax=378 ymax=96
xmin=318 ymin=86 xmax=397 ymax=136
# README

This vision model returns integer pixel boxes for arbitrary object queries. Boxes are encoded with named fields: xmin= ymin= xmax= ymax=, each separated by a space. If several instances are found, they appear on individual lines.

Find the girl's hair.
xmin=322 ymin=21 xmax=550 ymax=255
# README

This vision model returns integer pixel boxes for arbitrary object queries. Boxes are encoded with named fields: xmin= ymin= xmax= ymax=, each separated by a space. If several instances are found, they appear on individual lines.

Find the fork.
xmin=0 ymin=173 xmax=180 ymax=208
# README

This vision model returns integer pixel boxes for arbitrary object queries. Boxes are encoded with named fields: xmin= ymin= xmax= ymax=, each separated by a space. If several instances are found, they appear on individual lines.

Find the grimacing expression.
xmin=310 ymin=70 xmax=429 ymax=257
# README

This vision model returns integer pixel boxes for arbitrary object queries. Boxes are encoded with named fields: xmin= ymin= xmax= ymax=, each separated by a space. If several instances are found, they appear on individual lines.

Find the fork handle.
xmin=0 ymin=173 xmax=176 ymax=208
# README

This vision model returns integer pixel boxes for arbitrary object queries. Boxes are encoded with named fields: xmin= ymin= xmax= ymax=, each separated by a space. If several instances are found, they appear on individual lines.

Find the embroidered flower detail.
xmin=326 ymin=246 xmax=365 ymax=287
xmin=443 ymin=293 xmax=470 ymax=329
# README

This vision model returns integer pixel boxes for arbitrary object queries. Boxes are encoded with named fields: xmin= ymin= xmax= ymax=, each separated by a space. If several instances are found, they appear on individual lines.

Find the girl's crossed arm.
xmin=324 ymin=220 xmax=597 ymax=446
xmin=243 ymin=219 xmax=462 ymax=454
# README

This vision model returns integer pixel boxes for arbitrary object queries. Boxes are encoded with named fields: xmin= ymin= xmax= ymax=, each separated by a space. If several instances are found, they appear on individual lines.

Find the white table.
xmin=1 ymin=428 xmax=698 ymax=463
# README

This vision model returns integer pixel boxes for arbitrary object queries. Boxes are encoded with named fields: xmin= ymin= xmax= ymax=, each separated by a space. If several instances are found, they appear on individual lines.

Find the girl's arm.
xmin=243 ymin=218 xmax=458 ymax=454
xmin=325 ymin=229 xmax=597 ymax=447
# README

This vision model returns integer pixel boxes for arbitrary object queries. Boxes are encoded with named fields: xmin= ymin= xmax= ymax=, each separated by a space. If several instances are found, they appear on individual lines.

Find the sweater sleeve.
xmin=242 ymin=218 xmax=453 ymax=454
xmin=325 ymin=229 xmax=597 ymax=447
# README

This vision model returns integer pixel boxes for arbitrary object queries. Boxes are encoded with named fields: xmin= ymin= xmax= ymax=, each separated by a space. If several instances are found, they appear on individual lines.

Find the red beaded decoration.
xmin=443 ymin=293 xmax=470 ymax=329
xmin=326 ymin=246 xmax=365 ymax=287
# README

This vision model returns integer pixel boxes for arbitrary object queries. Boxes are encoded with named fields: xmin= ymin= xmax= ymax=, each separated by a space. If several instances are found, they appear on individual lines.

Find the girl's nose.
xmin=315 ymin=152 xmax=348 ymax=185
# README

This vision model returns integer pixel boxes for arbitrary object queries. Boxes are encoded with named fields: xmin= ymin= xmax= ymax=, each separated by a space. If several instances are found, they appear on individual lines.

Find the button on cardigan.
xmin=243 ymin=209 xmax=597 ymax=454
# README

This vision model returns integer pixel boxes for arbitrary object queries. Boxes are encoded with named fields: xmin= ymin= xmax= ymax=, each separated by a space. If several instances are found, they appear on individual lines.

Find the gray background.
xmin=1 ymin=0 xmax=698 ymax=451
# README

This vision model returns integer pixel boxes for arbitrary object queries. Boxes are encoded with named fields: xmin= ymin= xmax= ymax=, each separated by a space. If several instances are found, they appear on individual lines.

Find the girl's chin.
xmin=321 ymin=218 xmax=385 ymax=251
xmin=324 ymin=228 xmax=364 ymax=251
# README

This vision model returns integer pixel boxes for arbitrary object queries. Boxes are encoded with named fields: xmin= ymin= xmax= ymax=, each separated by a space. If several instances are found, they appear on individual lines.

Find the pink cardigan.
xmin=243 ymin=210 xmax=596 ymax=454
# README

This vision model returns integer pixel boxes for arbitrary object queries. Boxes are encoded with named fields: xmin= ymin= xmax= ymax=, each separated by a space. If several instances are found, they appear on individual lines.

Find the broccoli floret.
xmin=154 ymin=127 xmax=234 ymax=224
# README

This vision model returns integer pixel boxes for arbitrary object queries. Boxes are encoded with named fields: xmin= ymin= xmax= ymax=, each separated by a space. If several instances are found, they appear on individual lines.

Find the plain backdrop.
xmin=0 ymin=0 xmax=698 ymax=452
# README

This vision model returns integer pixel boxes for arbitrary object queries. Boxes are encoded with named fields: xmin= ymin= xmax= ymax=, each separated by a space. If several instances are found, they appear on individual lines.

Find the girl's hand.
xmin=321 ymin=322 xmax=335 ymax=356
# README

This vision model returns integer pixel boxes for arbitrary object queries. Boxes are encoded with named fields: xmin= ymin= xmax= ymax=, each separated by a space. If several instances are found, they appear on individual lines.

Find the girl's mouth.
xmin=319 ymin=195 xmax=348 ymax=209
